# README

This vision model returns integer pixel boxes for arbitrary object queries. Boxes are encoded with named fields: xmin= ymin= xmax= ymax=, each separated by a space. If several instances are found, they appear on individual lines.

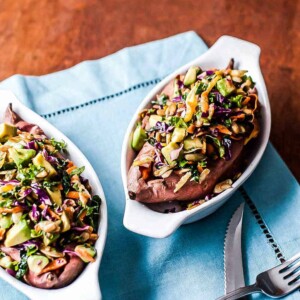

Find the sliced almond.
xmin=214 ymin=179 xmax=233 ymax=194
xmin=199 ymin=168 xmax=210 ymax=183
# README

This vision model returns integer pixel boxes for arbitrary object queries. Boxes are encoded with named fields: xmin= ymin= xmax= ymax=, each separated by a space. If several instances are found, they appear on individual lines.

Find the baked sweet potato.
xmin=127 ymin=140 xmax=244 ymax=203
xmin=127 ymin=62 xmax=260 ymax=206
xmin=24 ymin=255 xmax=85 ymax=289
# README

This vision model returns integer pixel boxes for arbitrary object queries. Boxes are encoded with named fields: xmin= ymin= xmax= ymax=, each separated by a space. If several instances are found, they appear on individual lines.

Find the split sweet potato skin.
xmin=24 ymin=255 xmax=85 ymax=289
xmin=0 ymin=245 xmax=85 ymax=289
xmin=5 ymin=103 xmax=45 ymax=136
xmin=127 ymin=141 xmax=244 ymax=204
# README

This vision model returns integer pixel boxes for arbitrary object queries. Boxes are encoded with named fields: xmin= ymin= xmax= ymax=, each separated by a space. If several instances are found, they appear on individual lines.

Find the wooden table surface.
xmin=0 ymin=0 xmax=299 ymax=180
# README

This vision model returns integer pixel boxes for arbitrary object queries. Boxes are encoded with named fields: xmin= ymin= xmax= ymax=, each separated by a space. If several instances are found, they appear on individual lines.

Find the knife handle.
xmin=216 ymin=284 xmax=261 ymax=300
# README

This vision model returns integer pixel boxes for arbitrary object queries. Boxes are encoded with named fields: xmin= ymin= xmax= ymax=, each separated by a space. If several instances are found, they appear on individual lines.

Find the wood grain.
xmin=0 ymin=0 xmax=299 ymax=180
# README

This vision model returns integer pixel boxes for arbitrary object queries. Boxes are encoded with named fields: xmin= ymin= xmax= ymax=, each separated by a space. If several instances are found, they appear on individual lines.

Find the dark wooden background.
xmin=0 ymin=0 xmax=299 ymax=180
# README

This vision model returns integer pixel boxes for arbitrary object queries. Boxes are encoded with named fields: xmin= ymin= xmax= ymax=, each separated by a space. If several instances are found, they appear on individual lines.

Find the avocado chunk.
xmin=131 ymin=124 xmax=147 ymax=152
xmin=0 ymin=124 xmax=17 ymax=142
xmin=75 ymin=245 xmax=96 ymax=263
xmin=0 ymin=214 xmax=13 ymax=229
xmin=161 ymin=142 xmax=180 ymax=164
xmin=149 ymin=115 xmax=162 ymax=128
xmin=171 ymin=128 xmax=186 ymax=143
xmin=8 ymin=148 xmax=36 ymax=167
xmin=4 ymin=219 xmax=32 ymax=247
xmin=0 ymin=256 xmax=13 ymax=269
xmin=33 ymin=153 xmax=57 ymax=178
xmin=184 ymin=66 xmax=201 ymax=86
xmin=216 ymin=78 xmax=236 ymax=97
xmin=46 ymin=187 xmax=62 ymax=206
xmin=40 ymin=246 xmax=64 ymax=258
xmin=28 ymin=255 xmax=49 ymax=274
xmin=43 ymin=232 xmax=59 ymax=246
xmin=183 ymin=137 xmax=202 ymax=151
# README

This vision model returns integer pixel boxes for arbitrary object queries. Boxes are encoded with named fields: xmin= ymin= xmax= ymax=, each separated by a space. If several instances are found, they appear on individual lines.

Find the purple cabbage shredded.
xmin=42 ymin=149 xmax=58 ymax=165
xmin=205 ymin=194 xmax=214 ymax=201
xmin=155 ymin=121 xmax=174 ymax=133
xmin=211 ymin=91 xmax=225 ymax=104
xmin=171 ymin=95 xmax=182 ymax=102
xmin=25 ymin=141 xmax=37 ymax=150
xmin=211 ymin=128 xmax=219 ymax=137
xmin=178 ymin=80 xmax=184 ymax=88
xmin=22 ymin=240 xmax=41 ymax=248
xmin=222 ymin=138 xmax=232 ymax=161
xmin=12 ymin=200 xmax=29 ymax=210
xmin=197 ymin=71 xmax=207 ymax=80
xmin=155 ymin=162 xmax=165 ymax=168
xmin=55 ymin=206 xmax=63 ymax=214
xmin=63 ymin=249 xmax=78 ymax=257
xmin=71 ymin=225 xmax=90 ymax=232
xmin=248 ymin=87 xmax=257 ymax=94
xmin=31 ymin=183 xmax=52 ymax=206
xmin=201 ymin=111 xmax=209 ymax=118
xmin=19 ymin=188 xmax=32 ymax=199
xmin=0 ymin=180 xmax=20 ymax=185
xmin=154 ymin=142 xmax=163 ymax=150
xmin=213 ymin=106 xmax=232 ymax=117
xmin=31 ymin=204 xmax=40 ymax=221
xmin=41 ymin=205 xmax=49 ymax=219
xmin=206 ymin=70 xmax=214 ymax=76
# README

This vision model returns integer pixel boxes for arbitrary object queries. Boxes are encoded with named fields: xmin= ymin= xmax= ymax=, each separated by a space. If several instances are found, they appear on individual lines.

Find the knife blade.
xmin=224 ymin=202 xmax=245 ymax=294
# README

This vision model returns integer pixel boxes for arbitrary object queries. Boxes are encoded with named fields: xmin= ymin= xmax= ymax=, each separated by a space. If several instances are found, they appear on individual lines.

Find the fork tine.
xmin=283 ymin=261 xmax=300 ymax=278
xmin=279 ymin=252 xmax=300 ymax=272
xmin=287 ymin=270 xmax=300 ymax=285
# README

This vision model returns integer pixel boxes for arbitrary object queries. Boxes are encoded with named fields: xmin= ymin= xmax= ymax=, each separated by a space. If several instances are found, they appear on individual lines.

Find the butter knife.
xmin=224 ymin=203 xmax=246 ymax=295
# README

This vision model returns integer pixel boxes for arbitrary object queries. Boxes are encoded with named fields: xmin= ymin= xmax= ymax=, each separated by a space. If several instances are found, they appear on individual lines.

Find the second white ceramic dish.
xmin=121 ymin=35 xmax=271 ymax=238
xmin=0 ymin=91 xmax=108 ymax=300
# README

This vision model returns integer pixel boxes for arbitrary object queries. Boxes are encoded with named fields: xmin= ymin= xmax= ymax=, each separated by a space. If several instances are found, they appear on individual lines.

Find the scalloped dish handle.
xmin=124 ymin=199 xmax=187 ymax=238
xmin=200 ymin=35 xmax=261 ymax=67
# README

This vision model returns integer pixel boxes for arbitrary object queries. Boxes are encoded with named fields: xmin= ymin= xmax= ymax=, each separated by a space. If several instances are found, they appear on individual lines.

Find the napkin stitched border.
xmin=239 ymin=187 xmax=286 ymax=263
xmin=40 ymin=78 xmax=161 ymax=119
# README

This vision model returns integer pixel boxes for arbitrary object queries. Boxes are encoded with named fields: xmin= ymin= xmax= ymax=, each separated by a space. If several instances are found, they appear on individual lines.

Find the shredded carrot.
xmin=39 ymin=204 xmax=60 ymax=220
xmin=78 ymin=210 xmax=87 ymax=222
xmin=230 ymin=136 xmax=243 ymax=140
xmin=66 ymin=161 xmax=74 ymax=169
xmin=187 ymin=124 xmax=195 ymax=134
xmin=40 ymin=258 xmax=67 ymax=275
xmin=242 ymin=96 xmax=251 ymax=106
xmin=89 ymin=233 xmax=99 ymax=241
xmin=230 ymin=114 xmax=245 ymax=121
xmin=0 ymin=228 xmax=5 ymax=240
xmin=0 ymin=207 xmax=23 ymax=214
xmin=66 ymin=191 xmax=80 ymax=199
xmin=197 ymin=164 xmax=204 ymax=173
xmin=66 ymin=165 xmax=77 ymax=175
xmin=244 ymin=119 xmax=259 ymax=145
xmin=141 ymin=167 xmax=151 ymax=180
xmin=57 ymin=183 xmax=63 ymax=190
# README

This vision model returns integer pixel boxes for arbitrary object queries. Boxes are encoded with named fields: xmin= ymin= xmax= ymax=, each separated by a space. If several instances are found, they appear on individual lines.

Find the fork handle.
xmin=216 ymin=284 xmax=261 ymax=300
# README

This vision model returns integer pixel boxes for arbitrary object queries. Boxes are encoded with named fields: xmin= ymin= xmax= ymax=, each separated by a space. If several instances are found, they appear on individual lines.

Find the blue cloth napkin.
xmin=0 ymin=31 xmax=299 ymax=300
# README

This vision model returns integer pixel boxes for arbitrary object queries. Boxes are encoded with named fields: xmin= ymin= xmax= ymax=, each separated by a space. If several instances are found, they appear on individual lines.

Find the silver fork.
xmin=217 ymin=252 xmax=300 ymax=299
